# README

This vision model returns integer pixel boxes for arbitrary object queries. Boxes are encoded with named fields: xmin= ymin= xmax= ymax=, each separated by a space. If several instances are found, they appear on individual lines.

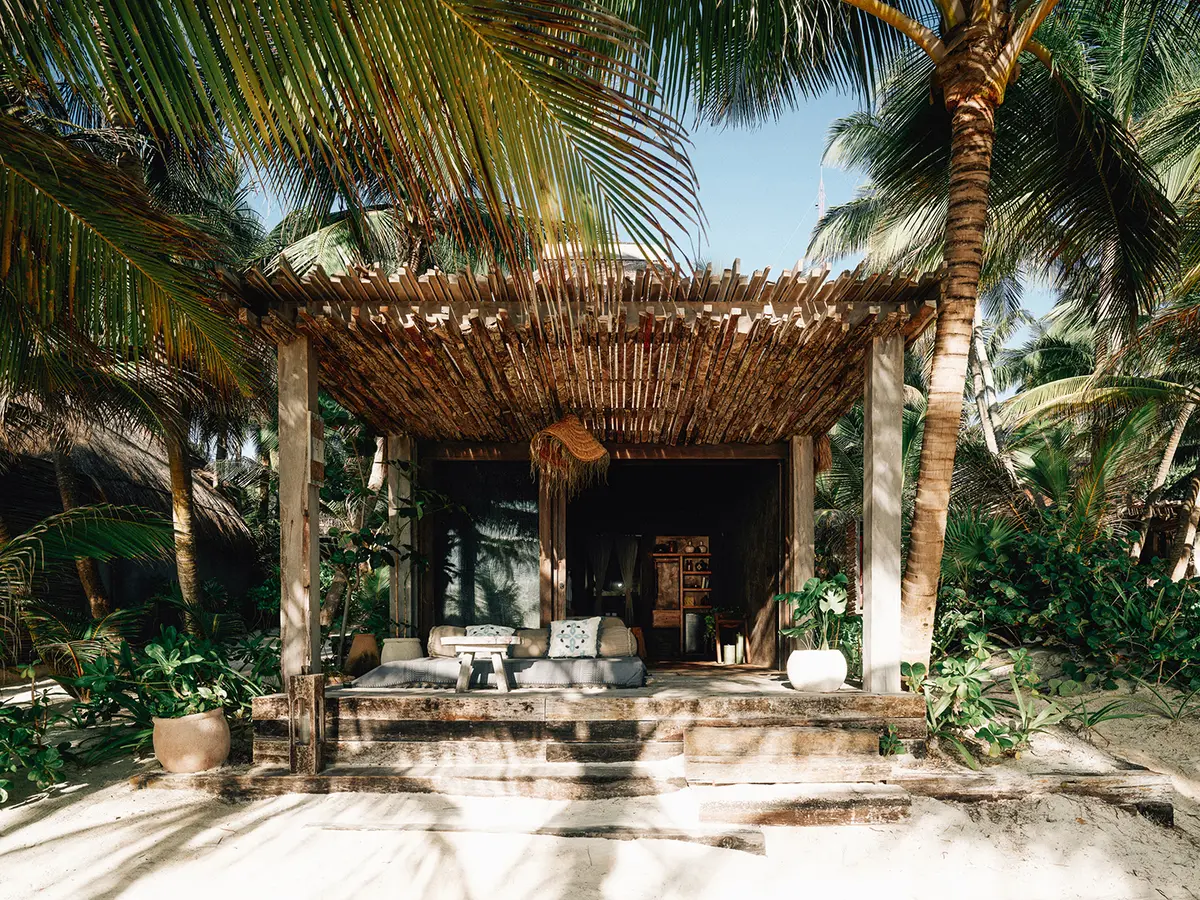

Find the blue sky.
xmin=250 ymin=92 xmax=1055 ymax=319
xmin=676 ymin=94 xmax=864 ymax=274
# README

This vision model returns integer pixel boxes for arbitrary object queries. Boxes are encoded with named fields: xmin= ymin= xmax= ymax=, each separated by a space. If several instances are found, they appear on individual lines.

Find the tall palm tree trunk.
xmin=971 ymin=302 xmax=1004 ymax=458
xmin=52 ymin=449 xmax=110 ymax=618
xmin=1170 ymin=461 xmax=1200 ymax=581
xmin=1131 ymin=403 xmax=1194 ymax=560
xmin=164 ymin=427 xmax=202 ymax=617
xmin=901 ymin=59 xmax=1000 ymax=669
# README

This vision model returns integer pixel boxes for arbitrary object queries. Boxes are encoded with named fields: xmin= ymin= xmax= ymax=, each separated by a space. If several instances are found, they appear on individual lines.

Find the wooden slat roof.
xmin=231 ymin=262 xmax=941 ymax=444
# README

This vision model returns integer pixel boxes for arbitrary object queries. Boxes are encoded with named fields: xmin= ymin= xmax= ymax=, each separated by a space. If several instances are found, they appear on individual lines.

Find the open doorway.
xmin=567 ymin=460 xmax=782 ymax=666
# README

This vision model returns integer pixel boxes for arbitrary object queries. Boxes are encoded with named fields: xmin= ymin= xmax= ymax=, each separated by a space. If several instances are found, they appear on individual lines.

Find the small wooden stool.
xmin=439 ymin=636 xmax=520 ymax=692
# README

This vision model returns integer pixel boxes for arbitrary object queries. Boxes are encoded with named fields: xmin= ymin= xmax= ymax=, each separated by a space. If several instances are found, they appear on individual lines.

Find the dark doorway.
xmin=567 ymin=460 xmax=782 ymax=666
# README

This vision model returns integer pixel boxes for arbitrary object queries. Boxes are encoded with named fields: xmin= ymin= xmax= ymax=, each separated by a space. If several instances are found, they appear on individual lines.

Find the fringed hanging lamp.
xmin=530 ymin=415 xmax=609 ymax=498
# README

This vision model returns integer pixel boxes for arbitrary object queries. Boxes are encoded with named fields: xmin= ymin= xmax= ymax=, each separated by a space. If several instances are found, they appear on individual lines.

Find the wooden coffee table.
xmin=439 ymin=636 xmax=520 ymax=693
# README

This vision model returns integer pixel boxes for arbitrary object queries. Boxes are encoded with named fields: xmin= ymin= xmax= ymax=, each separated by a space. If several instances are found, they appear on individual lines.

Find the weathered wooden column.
xmin=862 ymin=332 xmax=904 ymax=693
xmin=782 ymin=435 xmax=816 ymax=663
xmin=538 ymin=479 xmax=568 ymax=625
xmin=387 ymin=434 xmax=414 ymax=636
xmin=278 ymin=334 xmax=322 ymax=680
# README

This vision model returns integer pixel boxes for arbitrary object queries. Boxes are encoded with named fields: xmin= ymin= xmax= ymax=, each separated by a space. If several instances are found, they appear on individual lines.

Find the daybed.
xmin=351 ymin=617 xmax=647 ymax=689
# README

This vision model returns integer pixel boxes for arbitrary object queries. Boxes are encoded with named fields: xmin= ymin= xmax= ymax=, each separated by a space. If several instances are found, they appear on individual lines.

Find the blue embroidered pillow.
xmin=547 ymin=617 xmax=601 ymax=659
xmin=465 ymin=624 xmax=516 ymax=637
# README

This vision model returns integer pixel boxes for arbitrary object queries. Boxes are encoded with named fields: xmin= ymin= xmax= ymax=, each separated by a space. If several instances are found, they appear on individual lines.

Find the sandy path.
xmin=2 ymin=759 xmax=1199 ymax=900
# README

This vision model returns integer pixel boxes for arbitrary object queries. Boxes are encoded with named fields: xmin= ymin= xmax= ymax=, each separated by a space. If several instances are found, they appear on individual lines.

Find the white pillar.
xmin=278 ymin=335 xmax=322 ymax=680
xmin=862 ymin=332 xmax=903 ymax=693
xmin=387 ymin=434 xmax=414 ymax=637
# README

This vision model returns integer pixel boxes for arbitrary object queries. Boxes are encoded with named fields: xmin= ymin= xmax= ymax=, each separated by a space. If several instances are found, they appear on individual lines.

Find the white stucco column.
xmin=862 ymin=331 xmax=904 ymax=693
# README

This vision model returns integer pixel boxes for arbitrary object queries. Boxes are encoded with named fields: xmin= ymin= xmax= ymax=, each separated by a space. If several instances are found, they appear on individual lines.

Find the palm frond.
xmin=5 ymin=0 xmax=701 ymax=272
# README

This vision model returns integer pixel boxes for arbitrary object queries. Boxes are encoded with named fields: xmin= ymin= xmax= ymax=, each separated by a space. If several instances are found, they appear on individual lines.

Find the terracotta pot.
xmin=152 ymin=708 xmax=230 ymax=773
xmin=786 ymin=649 xmax=848 ymax=692
xmin=381 ymin=637 xmax=423 ymax=663
xmin=345 ymin=633 xmax=381 ymax=675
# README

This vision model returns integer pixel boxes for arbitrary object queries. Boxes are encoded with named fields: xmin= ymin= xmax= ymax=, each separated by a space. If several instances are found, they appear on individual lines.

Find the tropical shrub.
xmin=71 ymin=626 xmax=269 ymax=760
xmin=911 ymin=633 xmax=1068 ymax=768
xmin=938 ymin=522 xmax=1200 ymax=688
xmin=0 ymin=698 xmax=67 ymax=802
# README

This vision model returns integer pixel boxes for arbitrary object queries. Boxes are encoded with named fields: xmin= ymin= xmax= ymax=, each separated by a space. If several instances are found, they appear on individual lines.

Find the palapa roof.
xmin=231 ymin=262 xmax=941 ymax=445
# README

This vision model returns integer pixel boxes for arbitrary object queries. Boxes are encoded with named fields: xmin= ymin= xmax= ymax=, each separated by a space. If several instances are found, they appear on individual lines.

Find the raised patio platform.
xmin=251 ymin=668 xmax=926 ymax=777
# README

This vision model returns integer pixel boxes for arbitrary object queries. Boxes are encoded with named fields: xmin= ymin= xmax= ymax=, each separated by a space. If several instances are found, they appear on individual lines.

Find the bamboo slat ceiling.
xmin=232 ymin=263 xmax=941 ymax=444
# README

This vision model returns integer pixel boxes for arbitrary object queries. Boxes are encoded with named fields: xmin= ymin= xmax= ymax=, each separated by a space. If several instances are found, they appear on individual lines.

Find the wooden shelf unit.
xmin=651 ymin=535 xmax=712 ymax=656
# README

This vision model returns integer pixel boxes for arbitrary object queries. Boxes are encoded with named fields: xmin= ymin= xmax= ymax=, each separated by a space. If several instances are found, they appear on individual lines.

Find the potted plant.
xmin=75 ymin=627 xmax=263 ymax=773
xmin=774 ymin=574 xmax=851 ymax=692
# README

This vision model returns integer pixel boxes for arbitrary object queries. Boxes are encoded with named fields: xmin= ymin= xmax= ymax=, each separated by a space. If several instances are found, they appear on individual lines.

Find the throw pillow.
xmin=465 ymin=624 xmax=516 ymax=638
xmin=547 ymin=617 xmax=602 ymax=659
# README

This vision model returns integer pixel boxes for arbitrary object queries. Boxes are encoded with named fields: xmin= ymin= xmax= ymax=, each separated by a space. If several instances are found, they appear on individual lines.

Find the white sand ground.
xmin=2 ymin=751 xmax=1199 ymax=900
xmin=3 ymin=677 xmax=1200 ymax=900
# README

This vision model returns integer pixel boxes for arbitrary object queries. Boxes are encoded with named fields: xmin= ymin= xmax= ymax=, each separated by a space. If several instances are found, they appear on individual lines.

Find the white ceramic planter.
xmin=786 ymin=649 xmax=848 ymax=692
xmin=381 ymin=637 xmax=423 ymax=663
xmin=152 ymin=708 xmax=230 ymax=773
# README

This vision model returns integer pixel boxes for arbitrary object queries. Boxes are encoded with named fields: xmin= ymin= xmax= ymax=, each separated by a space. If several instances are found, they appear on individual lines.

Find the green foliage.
xmin=71 ymin=627 xmax=269 ymax=760
xmin=774 ymin=573 xmax=851 ymax=650
xmin=916 ymin=635 xmax=1068 ymax=769
xmin=879 ymin=724 xmax=904 ymax=757
xmin=938 ymin=525 xmax=1200 ymax=688
xmin=0 ymin=699 xmax=68 ymax=802
xmin=1064 ymin=698 xmax=1143 ymax=743
xmin=1133 ymin=679 xmax=1200 ymax=722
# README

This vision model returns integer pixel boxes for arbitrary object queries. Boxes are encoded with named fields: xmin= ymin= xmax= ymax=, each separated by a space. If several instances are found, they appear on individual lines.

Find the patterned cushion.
xmin=465 ymin=624 xmax=516 ymax=638
xmin=547 ymin=617 xmax=602 ymax=659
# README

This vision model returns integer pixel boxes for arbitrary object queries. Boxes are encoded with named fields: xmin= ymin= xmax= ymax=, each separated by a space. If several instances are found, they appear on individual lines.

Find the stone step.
xmin=694 ymin=783 xmax=912 ymax=826
xmin=134 ymin=761 xmax=687 ymax=800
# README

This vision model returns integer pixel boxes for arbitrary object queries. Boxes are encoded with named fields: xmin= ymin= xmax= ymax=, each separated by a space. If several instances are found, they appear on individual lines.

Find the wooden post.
xmin=781 ymin=436 xmax=816 ymax=664
xmin=538 ymin=479 xmax=568 ymax=626
xmin=287 ymin=674 xmax=324 ymax=775
xmin=387 ymin=434 xmax=414 ymax=637
xmin=862 ymin=332 xmax=904 ymax=693
xmin=278 ymin=335 xmax=321 ymax=681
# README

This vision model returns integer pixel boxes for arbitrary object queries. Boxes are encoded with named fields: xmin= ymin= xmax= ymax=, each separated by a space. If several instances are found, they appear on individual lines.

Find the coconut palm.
xmin=0 ymin=505 xmax=171 ymax=662
xmin=1 ymin=0 xmax=701 ymax=397
xmin=660 ymin=0 xmax=1200 ymax=664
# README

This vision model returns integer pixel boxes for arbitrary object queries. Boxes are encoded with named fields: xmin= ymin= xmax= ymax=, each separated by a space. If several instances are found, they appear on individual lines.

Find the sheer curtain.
xmin=588 ymin=534 xmax=612 ymax=613
xmin=615 ymin=535 xmax=639 ymax=624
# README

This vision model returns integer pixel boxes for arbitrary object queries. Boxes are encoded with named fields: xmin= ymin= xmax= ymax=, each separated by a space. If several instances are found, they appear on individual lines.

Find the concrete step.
xmin=694 ymin=783 xmax=912 ymax=826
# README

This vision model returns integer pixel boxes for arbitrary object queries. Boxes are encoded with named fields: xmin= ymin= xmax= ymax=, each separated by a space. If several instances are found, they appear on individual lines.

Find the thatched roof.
xmin=231 ymin=261 xmax=940 ymax=445
xmin=0 ymin=426 xmax=251 ymax=546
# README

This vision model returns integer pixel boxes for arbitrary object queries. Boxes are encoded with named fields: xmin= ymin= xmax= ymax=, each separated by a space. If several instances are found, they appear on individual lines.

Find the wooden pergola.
xmin=232 ymin=262 xmax=940 ymax=695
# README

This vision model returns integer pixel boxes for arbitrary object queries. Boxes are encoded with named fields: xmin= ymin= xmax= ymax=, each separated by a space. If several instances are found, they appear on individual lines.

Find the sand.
xmin=3 ymin=685 xmax=1200 ymax=900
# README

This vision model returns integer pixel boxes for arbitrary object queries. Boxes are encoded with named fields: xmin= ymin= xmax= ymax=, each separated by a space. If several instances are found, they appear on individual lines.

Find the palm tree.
xmin=674 ymin=0 xmax=1198 ymax=664
xmin=1 ymin=0 xmax=700 ymax=397
xmin=0 ymin=505 xmax=171 ymax=662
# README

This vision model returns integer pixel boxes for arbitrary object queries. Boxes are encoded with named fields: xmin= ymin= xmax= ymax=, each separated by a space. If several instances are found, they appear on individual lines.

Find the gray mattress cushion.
xmin=350 ymin=655 xmax=646 ymax=689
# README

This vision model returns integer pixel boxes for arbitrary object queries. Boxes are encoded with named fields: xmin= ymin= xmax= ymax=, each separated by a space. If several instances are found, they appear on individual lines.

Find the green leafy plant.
xmin=774 ymin=574 xmax=851 ymax=650
xmin=879 ymin=724 xmax=904 ymax=756
xmin=71 ymin=627 xmax=269 ymax=761
xmin=1064 ymin=698 xmax=1143 ymax=744
xmin=1134 ymin=678 xmax=1200 ymax=723
xmin=0 ymin=700 xmax=68 ymax=803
